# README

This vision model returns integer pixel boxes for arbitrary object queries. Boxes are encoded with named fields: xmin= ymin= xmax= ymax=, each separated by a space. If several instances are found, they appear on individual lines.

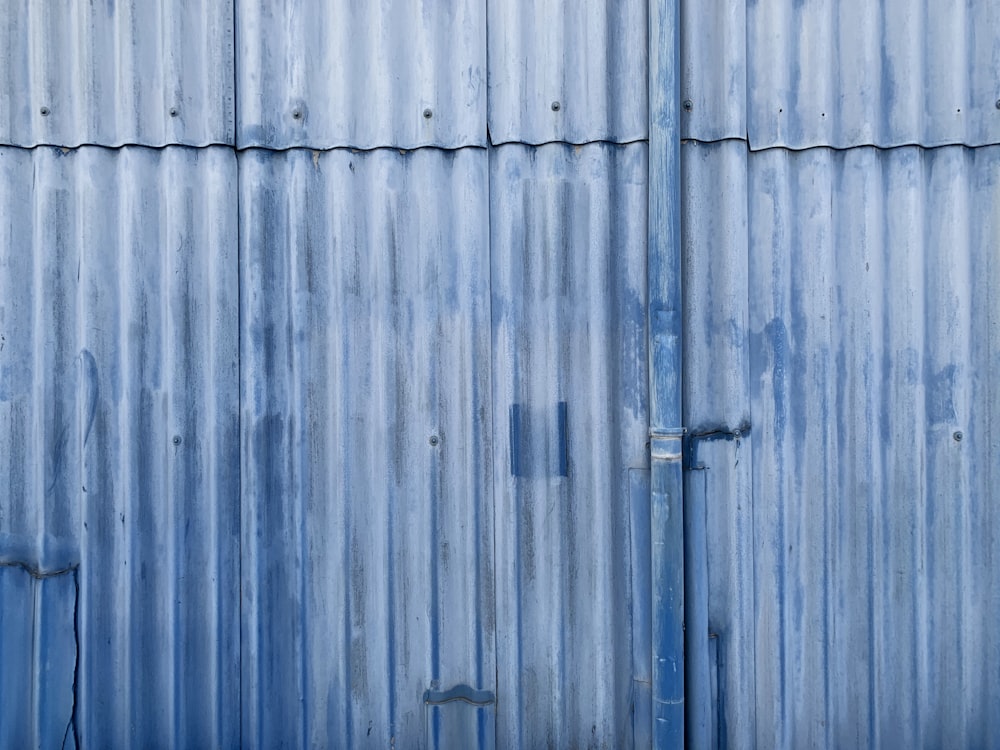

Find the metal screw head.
xmin=550 ymin=101 xmax=561 ymax=112
xmin=292 ymin=108 xmax=302 ymax=120
xmin=39 ymin=106 xmax=50 ymax=116
xmin=953 ymin=431 xmax=963 ymax=442
xmin=429 ymin=434 xmax=440 ymax=447
xmin=422 ymin=108 xmax=433 ymax=119
xmin=172 ymin=435 xmax=182 ymax=446
xmin=682 ymin=99 xmax=693 ymax=112
xmin=169 ymin=106 xmax=178 ymax=117
xmin=996 ymin=99 xmax=1000 ymax=110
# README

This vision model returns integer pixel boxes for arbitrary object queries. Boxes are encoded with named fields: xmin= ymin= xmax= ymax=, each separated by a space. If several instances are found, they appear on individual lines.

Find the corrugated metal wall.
xmin=6 ymin=0 xmax=998 ymax=747
xmin=491 ymin=142 xmax=649 ymax=748
xmin=239 ymin=147 xmax=495 ymax=748
xmin=683 ymin=0 xmax=1000 ymax=746
xmin=0 ymin=2 xmax=651 ymax=748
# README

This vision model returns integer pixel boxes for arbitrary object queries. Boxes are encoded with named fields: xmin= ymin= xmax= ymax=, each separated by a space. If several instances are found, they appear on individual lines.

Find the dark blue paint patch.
xmin=508 ymin=402 xmax=571 ymax=478
xmin=509 ymin=403 xmax=523 ymax=477
xmin=925 ymin=363 xmax=957 ymax=425
xmin=557 ymin=401 xmax=568 ymax=477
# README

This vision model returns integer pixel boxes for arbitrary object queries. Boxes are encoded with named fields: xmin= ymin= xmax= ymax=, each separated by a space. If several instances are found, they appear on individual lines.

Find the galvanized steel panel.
xmin=681 ymin=139 xmax=755 ymax=750
xmin=239 ymin=147 xmax=496 ymax=748
xmin=0 ymin=1 xmax=235 ymax=148
xmin=0 ymin=145 xmax=241 ymax=747
xmin=680 ymin=0 xmax=746 ymax=143
xmin=487 ymin=0 xmax=647 ymax=146
xmin=685 ymin=140 xmax=1000 ymax=748
xmin=683 ymin=0 xmax=1000 ymax=149
xmin=236 ymin=0 xmax=486 ymax=150
xmin=490 ymin=142 xmax=649 ymax=747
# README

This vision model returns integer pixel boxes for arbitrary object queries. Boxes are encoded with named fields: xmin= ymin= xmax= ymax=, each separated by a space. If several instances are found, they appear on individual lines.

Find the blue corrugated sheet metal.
xmin=0 ymin=145 xmax=241 ymax=747
xmin=682 ymin=0 xmax=1000 ymax=149
xmin=0 ymin=1 xmax=234 ymax=148
xmin=684 ymin=140 xmax=1000 ymax=748
xmin=487 ymin=0 xmax=647 ymax=146
xmin=0 ymin=1 xmax=661 ymax=745
xmin=17 ymin=1 xmax=1000 ymax=749
xmin=237 ymin=141 xmax=652 ymax=748
xmin=239 ymin=146 xmax=496 ymax=748
xmin=680 ymin=0 xmax=746 ymax=143
xmin=490 ymin=142 xmax=649 ymax=748
xmin=236 ymin=0 xmax=486 ymax=150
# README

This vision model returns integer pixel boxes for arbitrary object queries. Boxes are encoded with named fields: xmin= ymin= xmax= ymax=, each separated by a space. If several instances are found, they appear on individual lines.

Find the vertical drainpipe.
xmin=648 ymin=0 xmax=684 ymax=744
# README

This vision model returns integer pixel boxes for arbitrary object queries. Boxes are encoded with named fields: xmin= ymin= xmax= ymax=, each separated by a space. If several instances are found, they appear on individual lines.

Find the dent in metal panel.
xmin=239 ymin=147 xmax=495 ymax=748
xmin=745 ymin=0 xmax=1000 ymax=148
xmin=488 ymin=0 xmax=647 ymax=145
xmin=0 ymin=1 xmax=235 ymax=148
xmin=490 ymin=142 xmax=648 ymax=747
xmin=237 ymin=0 xmax=486 ymax=149
xmin=739 ymin=145 xmax=1000 ymax=748
xmin=0 ymin=146 xmax=241 ymax=747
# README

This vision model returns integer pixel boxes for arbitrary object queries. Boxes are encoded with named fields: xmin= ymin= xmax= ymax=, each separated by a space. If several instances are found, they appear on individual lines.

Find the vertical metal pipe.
xmin=648 ymin=0 xmax=684 ymax=744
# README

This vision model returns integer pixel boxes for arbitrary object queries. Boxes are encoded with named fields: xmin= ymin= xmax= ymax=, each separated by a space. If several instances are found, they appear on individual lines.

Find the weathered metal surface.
xmin=487 ymin=0 xmax=647 ymax=146
xmin=684 ymin=139 xmax=1000 ymax=748
xmin=0 ymin=145 xmax=241 ymax=748
xmin=239 ymin=146 xmax=496 ymax=748
xmin=680 ymin=0 xmax=746 ymax=143
xmin=0 ymin=1 xmax=234 ymax=148
xmin=490 ymin=141 xmax=649 ymax=748
xmin=236 ymin=0 xmax=486 ymax=150
xmin=682 ymin=0 xmax=1000 ymax=149
xmin=681 ymin=138 xmax=755 ymax=750
xmin=649 ymin=0 xmax=685 ymax=743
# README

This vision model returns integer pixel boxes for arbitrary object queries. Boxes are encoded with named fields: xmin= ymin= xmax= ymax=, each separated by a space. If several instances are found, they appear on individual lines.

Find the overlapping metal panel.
xmin=680 ymin=0 xmax=746 ymax=143
xmin=490 ymin=141 xmax=649 ymax=747
xmin=239 ymin=147 xmax=496 ymax=748
xmin=0 ymin=1 xmax=235 ymax=148
xmin=487 ymin=0 xmax=647 ymax=146
xmin=681 ymin=138 xmax=754 ymax=750
xmin=684 ymin=140 xmax=1000 ymax=748
xmin=236 ymin=0 xmax=486 ymax=150
xmin=681 ymin=0 xmax=1000 ymax=150
xmin=0 ymin=145 xmax=241 ymax=748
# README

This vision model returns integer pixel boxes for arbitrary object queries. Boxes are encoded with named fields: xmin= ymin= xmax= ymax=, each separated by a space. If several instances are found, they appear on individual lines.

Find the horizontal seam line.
xmin=0 ymin=560 xmax=80 ymax=579
xmin=0 ymin=138 xmax=650 ymax=155
xmin=682 ymin=135 xmax=1000 ymax=154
